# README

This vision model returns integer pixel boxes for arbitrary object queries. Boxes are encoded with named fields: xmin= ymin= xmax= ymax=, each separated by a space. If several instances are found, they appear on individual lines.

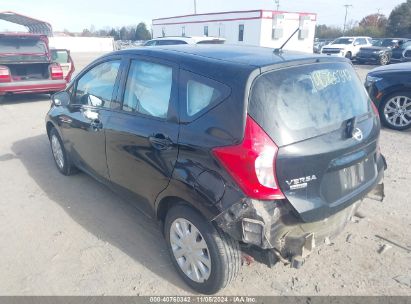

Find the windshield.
xmin=332 ymin=38 xmax=354 ymax=45
xmin=401 ymin=41 xmax=411 ymax=49
xmin=0 ymin=37 xmax=47 ymax=54
xmin=381 ymin=39 xmax=398 ymax=47
xmin=372 ymin=39 xmax=382 ymax=46
xmin=249 ymin=62 xmax=370 ymax=146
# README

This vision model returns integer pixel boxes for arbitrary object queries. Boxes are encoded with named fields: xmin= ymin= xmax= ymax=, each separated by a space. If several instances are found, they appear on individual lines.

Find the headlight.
xmin=366 ymin=75 xmax=382 ymax=85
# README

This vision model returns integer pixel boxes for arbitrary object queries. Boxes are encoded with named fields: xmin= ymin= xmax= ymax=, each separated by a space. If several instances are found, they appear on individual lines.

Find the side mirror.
xmin=52 ymin=91 xmax=70 ymax=107
xmin=353 ymin=42 xmax=360 ymax=46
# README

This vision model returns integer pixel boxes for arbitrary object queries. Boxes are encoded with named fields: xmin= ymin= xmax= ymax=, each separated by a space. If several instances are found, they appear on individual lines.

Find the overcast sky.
xmin=0 ymin=0 xmax=405 ymax=32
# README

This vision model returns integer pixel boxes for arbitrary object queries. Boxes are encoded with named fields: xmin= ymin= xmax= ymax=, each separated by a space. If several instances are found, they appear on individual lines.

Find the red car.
xmin=0 ymin=33 xmax=73 ymax=100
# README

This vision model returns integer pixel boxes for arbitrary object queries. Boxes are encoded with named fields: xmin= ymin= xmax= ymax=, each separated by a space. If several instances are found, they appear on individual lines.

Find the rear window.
xmin=249 ymin=62 xmax=370 ymax=146
xmin=0 ymin=37 xmax=47 ymax=53
xmin=196 ymin=40 xmax=225 ymax=45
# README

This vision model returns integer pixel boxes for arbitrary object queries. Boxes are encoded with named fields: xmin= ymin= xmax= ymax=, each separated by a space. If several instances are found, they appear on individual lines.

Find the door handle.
xmin=148 ymin=133 xmax=173 ymax=150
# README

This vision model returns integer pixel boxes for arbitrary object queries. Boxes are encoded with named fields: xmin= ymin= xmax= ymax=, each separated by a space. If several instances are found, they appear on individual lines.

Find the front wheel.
xmin=379 ymin=53 xmax=390 ymax=65
xmin=49 ymin=128 xmax=78 ymax=175
xmin=379 ymin=92 xmax=411 ymax=130
xmin=345 ymin=51 xmax=352 ymax=60
xmin=165 ymin=205 xmax=241 ymax=294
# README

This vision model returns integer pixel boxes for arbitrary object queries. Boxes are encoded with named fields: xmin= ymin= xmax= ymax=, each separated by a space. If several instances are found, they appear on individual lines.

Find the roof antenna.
xmin=274 ymin=26 xmax=301 ymax=54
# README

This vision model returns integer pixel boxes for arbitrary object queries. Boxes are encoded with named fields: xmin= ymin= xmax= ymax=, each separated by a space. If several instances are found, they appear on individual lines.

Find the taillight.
xmin=371 ymin=101 xmax=379 ymax=117
xmin=0 ymin=66 xmax=11 ymax=83
xmin=212 ymin=115 xmax=285 ymax=200
xmin=50 ymin=64 xmax=63 ymax=80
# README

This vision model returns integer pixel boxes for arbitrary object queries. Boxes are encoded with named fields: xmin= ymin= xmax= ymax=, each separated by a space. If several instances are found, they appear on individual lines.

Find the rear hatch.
xmin=249 ymin=61 xmax=383 ymax=222
xmin=0 ymin=35 xmax=51 ymax=81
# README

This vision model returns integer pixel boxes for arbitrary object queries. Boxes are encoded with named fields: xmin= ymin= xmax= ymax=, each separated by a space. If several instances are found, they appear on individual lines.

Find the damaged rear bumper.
xmin=214 ymin=180 xmax=385 ymax=268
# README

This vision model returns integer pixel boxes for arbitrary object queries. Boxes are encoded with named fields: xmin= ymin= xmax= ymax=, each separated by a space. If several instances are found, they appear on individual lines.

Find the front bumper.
xmin=214 ymin=163 xmax=385 ymax=266
xmin=322 ymin=52 xmax=345 ymax=57
xmin=357 ymin=53 xmax=380 ymax=62
xmin=0 ymin=79 xmax=67 ymax=95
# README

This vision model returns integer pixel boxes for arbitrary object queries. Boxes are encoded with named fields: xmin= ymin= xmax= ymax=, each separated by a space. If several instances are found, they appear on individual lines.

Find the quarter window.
xmin=187 ymin=80 xmax=221 ymax=116
xmin=180 ymin=70 xmax=231 ymax=122
xmin=74 ymin=60 xmax=121 ymax=107
xmin=122 ymin=60 xmax=173 ymax=119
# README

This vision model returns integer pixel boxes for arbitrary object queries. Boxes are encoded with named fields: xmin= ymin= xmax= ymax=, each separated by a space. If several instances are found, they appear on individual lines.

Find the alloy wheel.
xmin=384 ymin=96 xmax=411 ymax=128
xmin=380 ymin=54 xmax=389 ymax=65
xmin=170 ymin=218 xmax=211 ymax=283
xmin=51 ymin=134 xmax=64 ymax=169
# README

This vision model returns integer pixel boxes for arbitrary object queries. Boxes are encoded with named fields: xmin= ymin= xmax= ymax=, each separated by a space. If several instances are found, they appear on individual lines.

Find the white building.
xmin=152 ymin=10 xmax=317 ymax=53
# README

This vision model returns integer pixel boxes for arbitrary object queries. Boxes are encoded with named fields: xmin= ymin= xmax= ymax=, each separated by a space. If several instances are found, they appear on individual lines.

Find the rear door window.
xmin=122 ymin=59 xmax=173 ymax=119
xmin=249 ymin=62 xmax=371 ymax=146
xmin=51 ymin=50 xmax=69 ymax=63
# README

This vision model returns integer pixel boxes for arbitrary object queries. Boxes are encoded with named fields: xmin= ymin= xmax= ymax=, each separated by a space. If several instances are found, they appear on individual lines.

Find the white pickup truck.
xmin=321 ymin=36 xmax=373 ymax=60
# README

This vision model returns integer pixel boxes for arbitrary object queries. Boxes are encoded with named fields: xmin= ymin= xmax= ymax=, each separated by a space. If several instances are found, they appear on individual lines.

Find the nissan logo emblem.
xmin=353 ymin=128 xmax=363 ymax=141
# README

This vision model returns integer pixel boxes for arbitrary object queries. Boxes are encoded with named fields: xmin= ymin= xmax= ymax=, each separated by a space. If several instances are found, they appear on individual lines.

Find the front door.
xmin=105 ymin=57 xmax=179 ymax=212
xmin=61 ymin=58 xmax=122 ymax=180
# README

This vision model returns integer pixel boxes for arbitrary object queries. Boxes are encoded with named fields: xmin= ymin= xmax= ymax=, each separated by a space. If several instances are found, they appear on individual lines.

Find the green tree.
xmin=135 ymin=22 xmax=151 ymax=41
xmin=315 ymin=24 xmax=342 ymax=39
xmin=109 ymin=28 xmax=120 ymax=40
xmin=387 ymin=0 xmax=411 ymax=37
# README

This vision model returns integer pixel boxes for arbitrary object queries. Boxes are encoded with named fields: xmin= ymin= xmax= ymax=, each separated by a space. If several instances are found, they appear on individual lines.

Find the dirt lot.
xmin=0 ymin=53 xmax=410 ymax=295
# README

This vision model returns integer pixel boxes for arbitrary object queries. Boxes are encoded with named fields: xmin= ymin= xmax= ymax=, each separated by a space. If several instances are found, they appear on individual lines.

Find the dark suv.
xmin=46 ymin=45 xmax=386 ymax=294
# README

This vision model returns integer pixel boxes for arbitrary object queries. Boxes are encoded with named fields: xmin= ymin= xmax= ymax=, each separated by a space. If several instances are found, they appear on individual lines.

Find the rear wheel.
xmin=379 ymin=53 xmax=390 ymax=65
xmin=379 ymin=92 xmax=411 ymax=130
xmin=49 ymin=128 xmax=78 ymax=175
xmin=164 ymin=205 xmax=240 ymax=294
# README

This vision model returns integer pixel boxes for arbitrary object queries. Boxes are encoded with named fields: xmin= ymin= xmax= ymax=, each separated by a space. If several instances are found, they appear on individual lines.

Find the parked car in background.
xmin=365 ymin=62 xmax=411 ymax=130
xmin=321 ymin=36 xmax=372 ymax=59
xmin=0 ymin=33 xmax=67 ymax=101
xmin=313 ymin=39 xmax=332 ymax=54
xmin=46 ymin=45 xmax=385 ymax=294
xmin=391 ymin=40 xmax=411 ymax=63
xmin=50 ymin=48 xmax=75 ymax=82
xmin=144 ymin=36 xmax=225 ymax=46
xmin=357 ymin=38 xmax=410 ymax=65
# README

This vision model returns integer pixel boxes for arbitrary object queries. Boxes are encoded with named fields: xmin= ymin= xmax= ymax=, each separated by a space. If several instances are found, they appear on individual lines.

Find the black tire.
xmin=0 ymin=95 xmax=4 ymax=103
xmin=379 ymin=53 xmax=390 ymax=65
xmin=345 ymin=51 xmax=352 ymax=60
xmin=49 ymin=128 xmax=78 ymax=175
xmin=379 ymin=91 xmax=411 ymax=131
xmin=164 ymin=204 xmax=241 ymax=294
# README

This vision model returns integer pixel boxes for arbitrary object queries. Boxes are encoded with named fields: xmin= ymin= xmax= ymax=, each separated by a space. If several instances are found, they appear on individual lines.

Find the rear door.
xmin=249 ymin=61 xmax=384 ymax=222
xmin=51 ymin=49 xmax=75 ymax=81
xmin=105 ymin=56 xmax=179 ymax=211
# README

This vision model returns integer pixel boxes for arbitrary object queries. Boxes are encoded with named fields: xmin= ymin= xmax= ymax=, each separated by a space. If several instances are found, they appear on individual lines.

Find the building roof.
xmin=0 ymin=11 xmax=52 ymax=36
xmin=152 ymin=9 xmax=317 ymax=24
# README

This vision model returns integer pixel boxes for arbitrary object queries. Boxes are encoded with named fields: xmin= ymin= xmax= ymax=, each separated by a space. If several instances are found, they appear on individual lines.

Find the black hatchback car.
xmin=46 ymin=45 xmax=386 ymax=294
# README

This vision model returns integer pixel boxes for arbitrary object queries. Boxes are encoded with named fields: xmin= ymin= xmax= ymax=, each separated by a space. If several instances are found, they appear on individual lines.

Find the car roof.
xmin=109 ymin=44 xmax=346 ymax=68
xmin=337 ymin=36 xmax=371 ymax=39
xmin=369 ymin=62 xmax=411 ymax=74
xmin=149 ymin=36 xmax=225 ymax=43
xmin=0 ymin=32 xmax=46 ymax=38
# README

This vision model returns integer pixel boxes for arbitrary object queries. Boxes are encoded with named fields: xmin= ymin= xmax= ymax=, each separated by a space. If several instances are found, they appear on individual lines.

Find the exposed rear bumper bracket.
xmin=366 ymin=182 xmax=385 ymax=202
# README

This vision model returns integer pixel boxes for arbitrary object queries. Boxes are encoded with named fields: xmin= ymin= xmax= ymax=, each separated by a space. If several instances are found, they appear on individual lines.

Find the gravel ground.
xmin=0 ymin=53 xmax=410 ymax=295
